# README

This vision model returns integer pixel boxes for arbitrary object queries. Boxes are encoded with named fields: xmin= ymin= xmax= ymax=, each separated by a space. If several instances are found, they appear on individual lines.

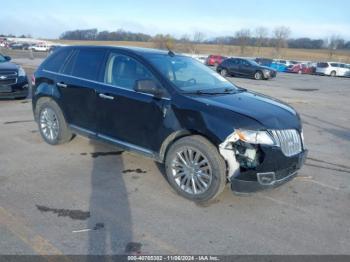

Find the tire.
xmin=330 ymin=71 xmax=336 ymax=77
xmin=254 ymin=71 xmax=263 ymax=80
xmin=165 ymin=135 xmax=227 ymax=203
xmin=298 ymin=70 xmax=302 ymax=74
xmin=35 ymin=98 xmax=72 ymax=145
xmin=220 ymin=69 xmax=228 ymax=77
xmin=214 ymin=62 xmax=219 ymax=68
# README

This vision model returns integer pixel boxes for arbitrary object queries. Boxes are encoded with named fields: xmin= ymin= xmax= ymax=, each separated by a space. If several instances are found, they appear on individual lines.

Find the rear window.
xmin=63 ymin=48 xmax=106 ymax=81
xmin=317 ymin=63 xmax=329 ymax=68
xmin=42 ymin=48 xmax=72 ymax=72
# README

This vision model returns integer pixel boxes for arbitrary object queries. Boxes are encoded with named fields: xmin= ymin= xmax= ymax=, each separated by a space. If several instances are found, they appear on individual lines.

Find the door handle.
xmin=99 ymin=93 xmax=114 ymax=100
xmin=56 ymin=82 xmax=67 ymax=88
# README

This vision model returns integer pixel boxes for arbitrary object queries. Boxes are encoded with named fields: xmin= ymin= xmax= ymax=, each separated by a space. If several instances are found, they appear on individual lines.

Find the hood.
xmin=0 ymin=61 xmax=19 ymax=71
xmin=188 ymin=91 xmax=301 ymax=130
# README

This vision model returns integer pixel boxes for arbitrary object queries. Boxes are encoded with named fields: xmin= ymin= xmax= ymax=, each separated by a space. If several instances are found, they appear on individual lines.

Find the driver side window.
xmin=104 ymin=53 xmax=155 ymax=90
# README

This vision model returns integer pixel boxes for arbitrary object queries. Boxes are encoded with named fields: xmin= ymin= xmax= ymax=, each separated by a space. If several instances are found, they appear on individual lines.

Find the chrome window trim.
xmin=42 ymin=69 xmax=171 ymax=101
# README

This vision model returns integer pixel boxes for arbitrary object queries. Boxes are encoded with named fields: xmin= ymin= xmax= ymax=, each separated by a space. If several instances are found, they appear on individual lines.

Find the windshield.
xmin=144 ymin=54 xmax=238 ymax=92
xmin=0 ymin=54 xmax=7 ymax=63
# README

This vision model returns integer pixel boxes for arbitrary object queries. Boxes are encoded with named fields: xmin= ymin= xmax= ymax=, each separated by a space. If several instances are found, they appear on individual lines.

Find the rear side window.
xmin=330 ymin=63 xmax=338 ymax=67
xmin=104 ymin=53 xmax=155 ymax=90
xmin=63 ymin=48 xmax=106 ymax=81
xmin=317 ymin=63 xmax=329 ymax=68
xmin=43 ymin=48 xmax=71 ymax=72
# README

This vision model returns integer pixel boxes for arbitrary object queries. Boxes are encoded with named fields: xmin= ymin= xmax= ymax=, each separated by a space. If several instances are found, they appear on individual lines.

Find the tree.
xmin=152 ymin=34 xmax=175 ymax=50
xmin=326 ymin=35 xmax=345 ymax=58
xmin=235 ymin=29 xmax=251 ymax=55
xmin=191 ymin=31 xmax=205 ymax=54
xmin=255 ymin=27 xmax=269 ymax=55
xmin=273 ymin=26 xmax=291 ymax=54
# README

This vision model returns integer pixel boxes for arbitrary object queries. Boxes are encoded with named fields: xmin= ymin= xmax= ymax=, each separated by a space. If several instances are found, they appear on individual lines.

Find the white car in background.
xmin=29 ymin=44 xmax=50 ymax=52
xmin=316 ymin=62 xmax=350 ymax=77
xmin=183 ymin=53 xmax=209 ymax=64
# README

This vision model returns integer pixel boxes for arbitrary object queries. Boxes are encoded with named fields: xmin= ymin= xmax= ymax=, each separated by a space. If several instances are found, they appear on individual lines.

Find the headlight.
xmin=18 ymin=67 xmax=26 ymax=77
xmin=235 ymin=129 xmax=275 ymax=145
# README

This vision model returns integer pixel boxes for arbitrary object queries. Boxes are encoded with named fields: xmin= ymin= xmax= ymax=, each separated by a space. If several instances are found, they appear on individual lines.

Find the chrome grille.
xmin=0 ymin=71 xmax=17 ymax=86
xmin=270 ymin=129 xmax=302 ymax=157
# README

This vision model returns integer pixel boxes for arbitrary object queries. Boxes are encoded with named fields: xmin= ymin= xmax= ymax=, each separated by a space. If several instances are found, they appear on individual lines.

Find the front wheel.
xmin=254 ymin=71 xmax=263 ymax=80
xmin=330 ymin=71 xmax=336 ymax=77
xmin=165 ymin=135 xmax=227 ymax=203
xmin=220 ymin=69 xmax=228 ymax=77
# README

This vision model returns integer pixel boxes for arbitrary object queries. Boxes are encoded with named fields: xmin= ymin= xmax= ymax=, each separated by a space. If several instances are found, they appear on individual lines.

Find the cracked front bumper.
xmin=230 ymin=148 xmax=308 ymax=193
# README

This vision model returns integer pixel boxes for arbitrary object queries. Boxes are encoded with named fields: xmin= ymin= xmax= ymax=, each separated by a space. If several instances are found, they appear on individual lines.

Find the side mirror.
xmin=134 ymin=79 xmax=163 ymax=97
xmin=4 ymin=56 xmax=11 ymax=61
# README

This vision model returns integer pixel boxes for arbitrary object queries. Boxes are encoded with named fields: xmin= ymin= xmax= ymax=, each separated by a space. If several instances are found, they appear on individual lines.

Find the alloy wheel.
xmin=171 ymin=147 xmax=213 ymax=195
xmin=39 ymin=107 xmax=59 ymax=142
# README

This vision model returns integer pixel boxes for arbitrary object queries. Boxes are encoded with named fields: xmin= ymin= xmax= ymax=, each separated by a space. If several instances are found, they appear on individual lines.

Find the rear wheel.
xmin=330 ymin=71 xmax=336 ymax=77
xmin=35 ymin=98 xmax=72 ymax=145
xmin=254 ymin=71 xmax=263 ymax=80
xmin=165 ymin=135 xmax=226 ymax=203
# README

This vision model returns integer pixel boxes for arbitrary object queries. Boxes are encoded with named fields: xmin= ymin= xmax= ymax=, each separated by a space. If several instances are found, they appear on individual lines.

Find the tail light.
xmin=31 ymin=74 xmax=35 ymax=86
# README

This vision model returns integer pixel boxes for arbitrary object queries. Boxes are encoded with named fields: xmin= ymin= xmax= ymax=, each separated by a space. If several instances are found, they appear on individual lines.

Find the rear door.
xmin=96 ymin=51 xmax=171 ymax=153
xmin=57 ymin=47 xmax=107 ymax=132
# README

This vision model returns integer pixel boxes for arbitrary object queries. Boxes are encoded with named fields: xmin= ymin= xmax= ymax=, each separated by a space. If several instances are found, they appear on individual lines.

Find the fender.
xmin=32 ymin=82 xmax=63 ymax=121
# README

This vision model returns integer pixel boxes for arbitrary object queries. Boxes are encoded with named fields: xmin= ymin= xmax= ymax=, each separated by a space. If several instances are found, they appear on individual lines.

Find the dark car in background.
xmin=9 ymin=42 xmax=31 ymax=50
xmin=255 ymin=57 xmax=273 ymax=67
xmin=205 ymin=54 xmax=227 ymax=67
xmin=0 ymin=54 xmax=29 ymax=99
xmin=32 ymin=46 xmax=306 ymax=202
xmin=217 ymin=58 xmax=277 ymax=80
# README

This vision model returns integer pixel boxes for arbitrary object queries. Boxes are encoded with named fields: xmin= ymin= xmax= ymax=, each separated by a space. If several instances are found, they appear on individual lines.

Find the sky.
xmin=1 ymin=0 xmax=349 ymax=40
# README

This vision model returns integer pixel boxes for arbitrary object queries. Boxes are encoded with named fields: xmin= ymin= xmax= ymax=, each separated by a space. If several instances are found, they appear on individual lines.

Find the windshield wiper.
xmin=184 ymin=88 xmax=244 ymax=95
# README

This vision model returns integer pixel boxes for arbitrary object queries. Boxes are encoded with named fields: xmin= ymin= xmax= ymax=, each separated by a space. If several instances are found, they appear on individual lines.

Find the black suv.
xmin=217 ymin=58 xmax=277 ymax=80
xmin=32 ymin=46 xmax=307 ymax=202
xmin=0 ymin=54 xmax=29 ymax=99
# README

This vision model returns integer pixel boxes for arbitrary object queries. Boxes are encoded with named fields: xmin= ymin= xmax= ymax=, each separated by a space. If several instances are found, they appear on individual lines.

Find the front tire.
xmin=35 ymin=98 xmax=72 ymax=145
xmin=220 ymin=69 xmax=228 ymax=77
xmin=254 ymin=71 xmax=263 ymax=80
xmin=330 ymin=71 xmax=336 ymax=77
xmin=165 ymin=135 xmax=227 ymax=203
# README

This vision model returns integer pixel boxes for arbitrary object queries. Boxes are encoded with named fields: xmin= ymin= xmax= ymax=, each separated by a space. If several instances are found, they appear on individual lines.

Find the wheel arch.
xmin=158 ymin=129 xmax=219 ymax=162
xmin=32 ymin=82 xmax=63 ymax=121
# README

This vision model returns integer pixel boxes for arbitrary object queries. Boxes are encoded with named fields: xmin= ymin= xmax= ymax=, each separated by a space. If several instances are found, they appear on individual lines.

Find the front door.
xmin=96 ymin=52 xmax=171 ymax=153
xmin=239 ymin=59 xmax=254 ymax=76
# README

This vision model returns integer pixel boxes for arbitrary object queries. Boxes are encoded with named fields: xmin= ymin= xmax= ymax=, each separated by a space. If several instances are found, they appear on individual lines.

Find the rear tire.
xmin=254 ymin=71 xmax=263 ymax=80
xmin=330 ymin=71 xmax=336 ymax=77
xmin=165 ymin=135 xmax=227 ymax=203
xmin=35 ymin=98 xmax=72 ymax=145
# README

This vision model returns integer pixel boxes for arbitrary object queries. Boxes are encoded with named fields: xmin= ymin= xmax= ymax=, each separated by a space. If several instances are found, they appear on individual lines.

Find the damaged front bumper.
xmin=230 ymin=148 xmax=308 ymax=193
xmin=219 ymin=129 xmax=308 ymax=193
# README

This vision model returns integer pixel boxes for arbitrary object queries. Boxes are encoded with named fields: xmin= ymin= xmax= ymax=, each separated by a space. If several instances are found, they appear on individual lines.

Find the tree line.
xmin=59 ymin=28 xmax=350 ymax=51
